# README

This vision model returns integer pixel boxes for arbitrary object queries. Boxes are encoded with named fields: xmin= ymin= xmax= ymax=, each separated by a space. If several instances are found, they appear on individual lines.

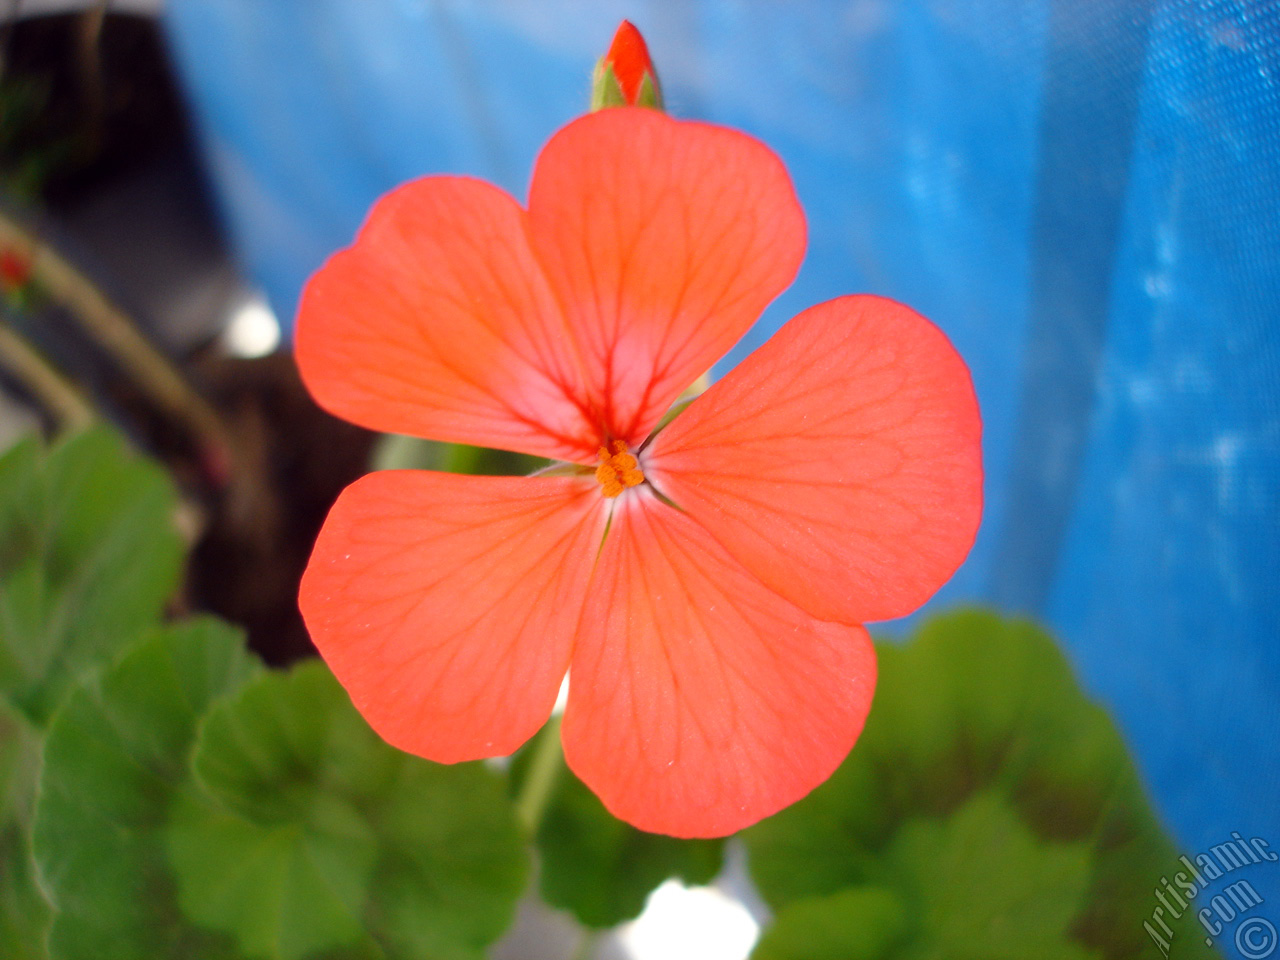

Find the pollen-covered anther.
xmin=595 ymin=439 xmax=644 ymax=498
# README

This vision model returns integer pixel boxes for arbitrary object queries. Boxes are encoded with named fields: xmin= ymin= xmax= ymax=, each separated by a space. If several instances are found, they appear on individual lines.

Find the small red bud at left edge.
xmin=0 ymin=249 xmax=32 ymax=290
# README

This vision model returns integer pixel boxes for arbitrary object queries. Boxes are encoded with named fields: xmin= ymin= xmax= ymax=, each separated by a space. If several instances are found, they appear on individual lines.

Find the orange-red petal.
xmin=527 ymin=108 xmax=805 ymax=445
xmin=299 ymin=471 xmax=606 ymax=762
xmin=296 ymin=177 xmax=598 ymax=462
xmin=562 ymin=492 xmax=876 ymax=838
xmin=646 ymin=295 xmax=983 ymax=625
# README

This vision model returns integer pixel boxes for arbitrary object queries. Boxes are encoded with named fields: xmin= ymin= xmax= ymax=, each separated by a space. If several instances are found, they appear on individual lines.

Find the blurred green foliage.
xmin=745 ymin=611 xmax=1219 ymax=960
xmin=0 ymin=426 xmax=184 ymax=960
xmin=0 ymin=429 xmax=1221 ymax=959
xmin=0 ymin=428 xmax=183 ymax=726
xmin=0 ymin=696 xmax=49 ymax=960
xmin=168 ymin=661 xmax=527 ymax=960
xmin=34 ymin=619 xmax=260 ymax=960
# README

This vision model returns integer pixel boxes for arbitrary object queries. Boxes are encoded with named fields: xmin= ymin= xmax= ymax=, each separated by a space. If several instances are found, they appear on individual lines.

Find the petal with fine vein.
xmin=300 ymin=471 xmax=606 ymax=763
xmin=296 ymin=177 xmax=597 ymax=462
xmin=646 ymin=295 xmax=983 ymax=625
xmin=527 ymin=108 xmax=805 ymax=446
xmin=563 ymin=492 xmax=876 ymax=838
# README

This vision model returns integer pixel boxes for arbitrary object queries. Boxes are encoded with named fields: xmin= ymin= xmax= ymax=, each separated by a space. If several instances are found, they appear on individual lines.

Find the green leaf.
xmin=510 ymin=724 xmax=723 ymax=928
xmin=882 ymin=791 xmax=1094 ymax=960
xmin=166 ymin=786 xmax=378 ymax=960
xmin=32 ymin=618 xmax=262 ymax=960
xmin=0 ymin=697 xmax=51 ymax=959
xmin=0 ymin=473 xmax=55 ymax=958
xmin=0 ymin=697 xmax=40 ymax=828
xmin=753 ymin=793 xmax=1093 ymax=960
xmin=0 ymin=436 xmax=39 ymax=564
xmin=0 ymin=817 xmax=52 ymax=960
xmin=0 ymin=427 xmax=184 ymax=725
xmin=363 ymin=759 xmax=528 ymax=960
xmin=745 ymin=609 xmax=1219 ymax=960
xmin=751 ymin=888 xmax=907 ymax=960
xmin=168 ymin=661 xmax=528 ymax=960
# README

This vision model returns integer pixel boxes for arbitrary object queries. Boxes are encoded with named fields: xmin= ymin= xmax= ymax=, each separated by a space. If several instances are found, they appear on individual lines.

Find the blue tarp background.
xmin=164 ymin=0 xmax=1279 ymax=948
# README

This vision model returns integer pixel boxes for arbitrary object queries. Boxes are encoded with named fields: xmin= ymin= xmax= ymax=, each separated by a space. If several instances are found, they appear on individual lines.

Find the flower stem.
xmin=0 ymin=209 xmax=235 ymax=469
xmin=0 ymin=317 xmax=95 ymax=429
xmin=516 ymin=714 xmax=564 ymax=834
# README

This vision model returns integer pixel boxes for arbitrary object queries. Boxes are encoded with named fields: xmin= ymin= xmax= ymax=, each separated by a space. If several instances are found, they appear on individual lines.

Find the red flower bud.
xmin=605 ymin=21 xmax=653 ymax=104
xmin=592 ymin=20 xmax=663 ymax=111
xmin=0 ymin=249 xmax=32 ymax=291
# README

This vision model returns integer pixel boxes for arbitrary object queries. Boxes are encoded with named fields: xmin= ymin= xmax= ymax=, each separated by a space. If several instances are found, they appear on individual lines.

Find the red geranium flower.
xmin=297 ymin=107 xmax=982 ymax=837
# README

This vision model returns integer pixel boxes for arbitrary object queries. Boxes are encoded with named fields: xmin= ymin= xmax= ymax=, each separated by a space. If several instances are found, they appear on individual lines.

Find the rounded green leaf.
xmin=0 ymin=427 xmax=184 ymax=725
xmin=169 ymin=660 xmax=528 ymax=960
xmin=33 ymin=618 xmax=262 ymax=960
xmin=166 ymin=785 xmax=378 ymax=960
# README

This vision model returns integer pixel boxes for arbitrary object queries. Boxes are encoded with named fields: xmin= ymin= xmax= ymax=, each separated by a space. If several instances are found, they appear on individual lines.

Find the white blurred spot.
xmin=620 ymin=881 xmax=759 ymax=960
xmin=221 ymin=291 xmax=281 ymax=358
xmin=1212 ymin=431 xmax=1244 ymax=507
xmin=1143 ymin=271 xmax=1171 ymax=298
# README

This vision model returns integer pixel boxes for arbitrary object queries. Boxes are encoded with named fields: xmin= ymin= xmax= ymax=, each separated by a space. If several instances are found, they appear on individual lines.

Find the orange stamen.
xmin=595 ymin=439 xmax=644 ymax=498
